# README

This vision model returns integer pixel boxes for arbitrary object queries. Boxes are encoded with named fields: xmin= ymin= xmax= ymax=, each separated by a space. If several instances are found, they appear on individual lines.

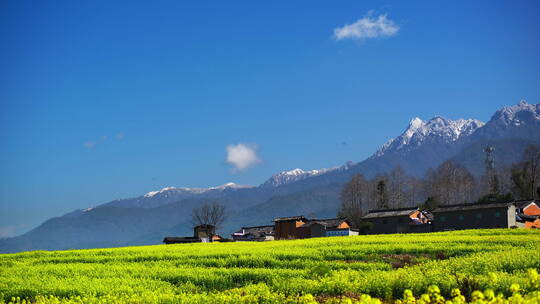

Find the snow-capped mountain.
xmin=262 ymin=162 xmax=355 ymax=188
xmin=469 ymin=100 xmax=540 ymax=140
xmin=143 ymin=183 xmax=252 ymax=198
xmin=373 ymin=116 xmax=485 ymax=158
xmin=262 ymin=168 xmax=331 ymax=187
xmin=106 ymin=182 xmax=253 ymax=209
xmin=492 ymin=100 xmax=540 ymax=126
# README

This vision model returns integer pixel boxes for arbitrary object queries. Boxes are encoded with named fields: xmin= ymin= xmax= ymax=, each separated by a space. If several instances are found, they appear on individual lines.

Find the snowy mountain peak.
xmin=490 ymin=100 xmax=540 ymax=127
xmin=143 ymin=182 xmax=252 ymax=198
xmin=262 ymin=163 xmax=353 ymax=188
xmin=373 ymin=115 xmax=484 ymax=158
xmin=209 ymin=182 xmax=254 ymax=190
xmin=409 ymin=117 xmax=423 ymax=128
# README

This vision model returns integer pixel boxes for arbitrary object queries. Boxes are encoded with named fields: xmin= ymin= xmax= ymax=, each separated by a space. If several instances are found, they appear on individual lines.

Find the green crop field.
xmin=1 ymin=229 xmax=539 ymax=304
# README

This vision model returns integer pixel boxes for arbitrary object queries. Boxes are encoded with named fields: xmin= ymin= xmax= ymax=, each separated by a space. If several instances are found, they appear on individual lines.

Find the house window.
xmin=495 ymin=211 xmax=501 ymax=217
xmin=440 ymin=216 xmax=446 ymax=222
xmin=458 ymin=215 xmax=464 ymax=221
xmin=475 ymin=213 xmax=482 ymax=219
xmin=382 ymin=219 xmax=388 ymax=224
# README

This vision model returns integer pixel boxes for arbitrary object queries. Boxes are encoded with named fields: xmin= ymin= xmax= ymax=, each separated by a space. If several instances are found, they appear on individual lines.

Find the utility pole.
xmin=484 ymin=145 xmax=499 ymax=195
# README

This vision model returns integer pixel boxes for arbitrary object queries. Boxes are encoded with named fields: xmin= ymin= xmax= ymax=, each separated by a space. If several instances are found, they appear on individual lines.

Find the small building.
xmin=163 ymin=224 xmax=219 ymax=244
xmin=325 ymin=227 xmax=359 ymax=237
xmin=297 ymin=218 xmax=352 ymax=238
xmin=431 ymin=202 xmax=516 ymax=231
xmin=194 ymin=224 xmax=216 ymax=239
xmin=516 ymin=201 xmax=540 ymax=229
xmin=362 ymin=208 xmax=432 ymax=234
xmin=231 ymin=225 xmax=275 ymax=241
xmin=273 ymin=216 xmax=308 ymax=240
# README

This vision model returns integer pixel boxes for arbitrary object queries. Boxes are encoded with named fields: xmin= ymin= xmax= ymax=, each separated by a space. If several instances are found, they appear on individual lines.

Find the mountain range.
xmin=1 ymin=100 xmax=539 ymax=253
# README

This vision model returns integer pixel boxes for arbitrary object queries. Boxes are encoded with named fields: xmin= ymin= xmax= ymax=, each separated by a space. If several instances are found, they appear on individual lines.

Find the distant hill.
xmin=1 ymin=100 xmax=539 ymax=253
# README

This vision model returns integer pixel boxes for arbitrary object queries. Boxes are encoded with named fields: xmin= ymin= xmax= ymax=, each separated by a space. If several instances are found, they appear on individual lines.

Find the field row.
xmin=1 ymin=229 xmax=539 ymax=303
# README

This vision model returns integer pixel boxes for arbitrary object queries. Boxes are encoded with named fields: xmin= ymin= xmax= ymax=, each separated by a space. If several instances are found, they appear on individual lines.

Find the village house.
xmin=361 ymin=208 xmax=432 ymax=234
xmin=516 ymin=201 xmax=540 ymax=229
xmin=231 ymin=225 xmax=275 ymax=241
xmin=325 ymin=226 xmax=359 ymax=237
xmin=296 ymin=218 xmax=355 ymax=238
xmin=431 ymin=202 xmax=516 ymax=231
xmin=273 ymin=216 xmax=308 ymax=240
xmin=235 ymin=216 xmax=359 ymax=240
xmin=163 ymin=224 xmax=222 ymax=244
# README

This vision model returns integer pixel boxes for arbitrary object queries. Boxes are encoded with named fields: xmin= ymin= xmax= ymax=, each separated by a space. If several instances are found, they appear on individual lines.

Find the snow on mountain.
xmin=372 ymin=116 xmax=485 ymax=158
xmin=468 ymin=100 xmax=540 ymax=141
xmin=262 ymin=162 xmax=355 ymax=188
xmin=104 ymin=182 xmax=254 ymax=209
xmin=210 ymin=182 xmax=254 ymax=190
xmin=489 ymin=100 xmax=540 ymax=127
xmin=143 ymin=183 xmax=253 ymax=198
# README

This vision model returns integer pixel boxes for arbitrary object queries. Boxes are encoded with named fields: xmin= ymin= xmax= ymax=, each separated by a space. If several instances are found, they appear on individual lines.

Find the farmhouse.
xmin=516 ymin=201 xmax=540 ymax=229
xmin=362 ymin=208 xmax=432 ymax=234
xmin=231 ymin=225 xmax=275 ymax=241
xmin=325 ymin=227 xmax=359 ymax=237
xmin=163 ymin=224 xmax=222 ymax=244
xmin=296 ymin=218 xmax=355 ymax=238
xmin=431 ymin=202 xmax=516 ymax=231
xmin=235 ymin=216 xmax=359 ymax=240
xmin=273 ymin=216 xmax=308 ymax=240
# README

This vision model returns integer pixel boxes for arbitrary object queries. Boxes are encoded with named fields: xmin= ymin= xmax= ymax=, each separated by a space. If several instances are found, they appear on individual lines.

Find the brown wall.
xmin=275 ymin=220 xmax=305 ymax=239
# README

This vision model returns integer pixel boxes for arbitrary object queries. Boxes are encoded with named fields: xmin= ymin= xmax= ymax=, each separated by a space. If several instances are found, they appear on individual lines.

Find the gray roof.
xmin=300 ymin=218 xmax=348 ymax=228
xmin=432 ymin=202 xmax=513 ymax=213
xmin=326 ymin=227 xmax=359 ymax=232
xmin=163 ymin=237 xmax=200 ymax=243
xmin=243 ymin=225 xmax=274 ymax=235
xmin=362 ymin=209 xmax=417 ymax=219
xmin=273 ymin=215 xmax=307 ymax=222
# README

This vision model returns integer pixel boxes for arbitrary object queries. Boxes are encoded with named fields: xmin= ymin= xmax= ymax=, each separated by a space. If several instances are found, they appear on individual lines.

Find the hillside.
xmin=1 ymin=101 xmax=539 ymax=253
xmin=0 ymin=229 xmax=539 ymax=303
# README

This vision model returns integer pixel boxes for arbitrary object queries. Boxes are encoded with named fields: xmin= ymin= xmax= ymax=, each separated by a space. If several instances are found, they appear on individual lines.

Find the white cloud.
xmin=225 ymin=143 xmax=261 ymax=172
xmin=334 ymin=12 xmax=399 ymax=41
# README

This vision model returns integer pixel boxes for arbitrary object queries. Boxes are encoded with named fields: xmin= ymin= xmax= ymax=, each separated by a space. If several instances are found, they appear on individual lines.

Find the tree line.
xmin=339 ymin=144 xmax=540 ymax=226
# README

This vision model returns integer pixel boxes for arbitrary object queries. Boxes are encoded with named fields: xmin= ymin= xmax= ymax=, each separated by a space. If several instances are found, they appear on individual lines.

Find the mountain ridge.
xmin=1 ymin=100 xmax=539 ymax=253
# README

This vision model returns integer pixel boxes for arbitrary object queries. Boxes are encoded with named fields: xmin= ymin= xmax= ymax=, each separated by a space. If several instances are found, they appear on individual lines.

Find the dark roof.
xmin=163 ymin=237 xmax=200 ymax=244
xmin=232 ymin=225 xmax=275 ymax=238
xmin=326 ymin=227 xmax=359 ymax=232
xmin=273 ymin=215 xmax=307 ymax=222
xmin=515 ymin=200 xmax=539 ymax=209
xmin=432 ymin=202 xmax=513 ymax=213
xmin=243 ymin=225 xmax=274 ymax=234
xmin=242 ymin=225 xmax=274 ymax=230
xmin=301 ymin=218 xmax=348 ymax=229
xmin=362 ymin=208 xmax=418 ymax=219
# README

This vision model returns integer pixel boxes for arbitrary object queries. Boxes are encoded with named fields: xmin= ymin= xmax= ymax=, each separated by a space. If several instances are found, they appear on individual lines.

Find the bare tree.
xmin=406 ymin=177 xmax=425 ymax=207
xmin=511 ymin=145 xmax=540 ymax=200
xmin=426 ymin=160 xmax=476 ymax=206
xmin=191 ymin=202 xmax=227 ymax=241
xmin=338 ymin=174 xmax=368 ymax=228
xmin=388 ymin=165 xmax=412 ymax=208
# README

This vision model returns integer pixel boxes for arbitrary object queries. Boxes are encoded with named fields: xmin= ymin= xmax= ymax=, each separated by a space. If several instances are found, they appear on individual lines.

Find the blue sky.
xmin=1 ymin=0 xmax=539 ymax=237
